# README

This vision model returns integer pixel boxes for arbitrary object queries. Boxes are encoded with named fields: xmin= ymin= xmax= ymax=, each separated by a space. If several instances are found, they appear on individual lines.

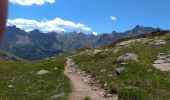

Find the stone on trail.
xmin=106 ymin=94 xmax=112 ymax=97
xmin=99 ymin=91 xmax=105 ymax=96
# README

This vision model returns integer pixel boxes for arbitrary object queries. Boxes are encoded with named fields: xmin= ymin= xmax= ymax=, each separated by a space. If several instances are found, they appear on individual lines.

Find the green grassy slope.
xmin=72 ymin=33 xmax=170 ymax=100
xmin=0 ymin=54 xmax=71 ymax=99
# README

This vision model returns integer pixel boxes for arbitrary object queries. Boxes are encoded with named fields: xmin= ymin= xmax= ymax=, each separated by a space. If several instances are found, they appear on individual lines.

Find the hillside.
xmin=0 ymin=50 xmax=21 ymax=61
xmin=0 ymin=51 xmax=71 ymax=99
xmin=67 ymin=30 xmax=170 ymax=100
xmin=1 ymin=30 xmax=170 ymax=99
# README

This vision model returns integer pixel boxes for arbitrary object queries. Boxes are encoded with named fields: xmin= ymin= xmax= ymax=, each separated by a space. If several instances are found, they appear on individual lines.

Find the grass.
xmin=0 ymin=55 xmax=71 ymax=100
xmin=1 ymin=31 xmax=170 ymax=100
xmin=84 ymin=96 xmax=92 ymax=100
xmin=72 ymin=34 xmax=170 ymax=100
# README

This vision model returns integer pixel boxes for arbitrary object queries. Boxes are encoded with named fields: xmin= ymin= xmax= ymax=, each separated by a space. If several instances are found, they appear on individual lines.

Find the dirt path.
xmin=64 ymin=58 xmax=117 ymax=100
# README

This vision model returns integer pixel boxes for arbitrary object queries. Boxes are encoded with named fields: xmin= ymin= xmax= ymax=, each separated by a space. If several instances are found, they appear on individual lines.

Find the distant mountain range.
xmin=124 ymin=25 xmax=161 ymax=36
xmin=0 ymin=25 xmax=160 ymax=60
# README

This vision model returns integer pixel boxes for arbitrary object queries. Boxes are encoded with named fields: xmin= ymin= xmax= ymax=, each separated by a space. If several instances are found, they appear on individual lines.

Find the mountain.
xmin=1 ymin=26 xmax=121 ymax=60
xmin=1 ymin=25 xmax=159 ymax=60
xmin=1 ymin=26 xmax=63 ymax=60
xmin=124 ymin=25 xmax=161 ymax=36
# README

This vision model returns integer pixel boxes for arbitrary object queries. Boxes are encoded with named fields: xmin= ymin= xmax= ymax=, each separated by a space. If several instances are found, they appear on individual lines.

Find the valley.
xmin=0 ymin=52 xmax=70 ymax=99
xmin=1 ymin=0 xmax=170 ymax=99
xmin=1 ymin=30 xmax=170 ymax=99
xmin=1 ymin=25 xmax=158 ymax=60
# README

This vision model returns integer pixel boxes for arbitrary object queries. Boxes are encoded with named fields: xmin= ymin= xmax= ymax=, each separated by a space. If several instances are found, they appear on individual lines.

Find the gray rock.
xmin=51 ymin=93 xmax=65 ymax=99
xmin=115 ymin=67 xmax=125 ymax=74
xmin=165 ymin=58 xmax=170 ymax=63
xmin=104 ymin=83 xmax=107 ymax=87
xmin=86 ymin=75 xmax=92 ymax=78
xmin=8 ymin=85 xmax=15 ymax=88
xmin=107 ymin=94 xmax=112 ymax=97
xmin=53 ymin=67 xmax=58 ymax=70
xmin=99 ymin=92 xmax=105 ymax=96
xmin=118 ymin=53 xmax=139 ymax=62
xmin=37 ymin=70 xmax=49 ymax=75
xmin=120 ymin=62 xmax=127 ymax=65
xmin=154 ymin=60 xmax=164 ymax=64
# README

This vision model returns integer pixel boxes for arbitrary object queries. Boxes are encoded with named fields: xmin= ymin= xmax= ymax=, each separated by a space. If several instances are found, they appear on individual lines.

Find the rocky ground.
xmin=153 ymin=53 xmax=170 ymax=71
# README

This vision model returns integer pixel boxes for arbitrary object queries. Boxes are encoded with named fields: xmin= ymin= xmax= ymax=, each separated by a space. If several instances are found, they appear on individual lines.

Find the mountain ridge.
xmin=1 ymin=25 xmax=161 ymax=60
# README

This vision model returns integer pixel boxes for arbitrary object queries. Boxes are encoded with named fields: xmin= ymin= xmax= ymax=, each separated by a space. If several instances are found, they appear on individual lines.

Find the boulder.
xmin=37 ymin=70 xmax=49 ymax=75
xmin=106 ymin=94 xmax=112 ymax=97
xmin=99 ymin=92 xmax=105 ymax=96
xmin=117 ymin=53 xmax=139 ymax=62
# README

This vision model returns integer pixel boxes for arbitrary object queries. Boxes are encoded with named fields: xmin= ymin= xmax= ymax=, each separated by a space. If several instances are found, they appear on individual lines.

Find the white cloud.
xmin=92 ymin=32 xmax=98 ymax=36
xmin=7 ymin=18 xmax=92 ymax=33
xmin=9 ymin=0 xmax=55 ymax=6
xmin=110 ymin=16 xmax=117 ymax=21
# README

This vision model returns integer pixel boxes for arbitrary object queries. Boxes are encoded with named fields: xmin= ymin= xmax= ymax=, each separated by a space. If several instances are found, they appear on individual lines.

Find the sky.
xmin=8 ymin=0 xmax=170 ymax=34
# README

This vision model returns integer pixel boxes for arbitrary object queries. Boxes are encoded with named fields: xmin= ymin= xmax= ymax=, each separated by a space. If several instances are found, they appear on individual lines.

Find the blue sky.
xmin=8 ymin=0 xmax=170 ymax=34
